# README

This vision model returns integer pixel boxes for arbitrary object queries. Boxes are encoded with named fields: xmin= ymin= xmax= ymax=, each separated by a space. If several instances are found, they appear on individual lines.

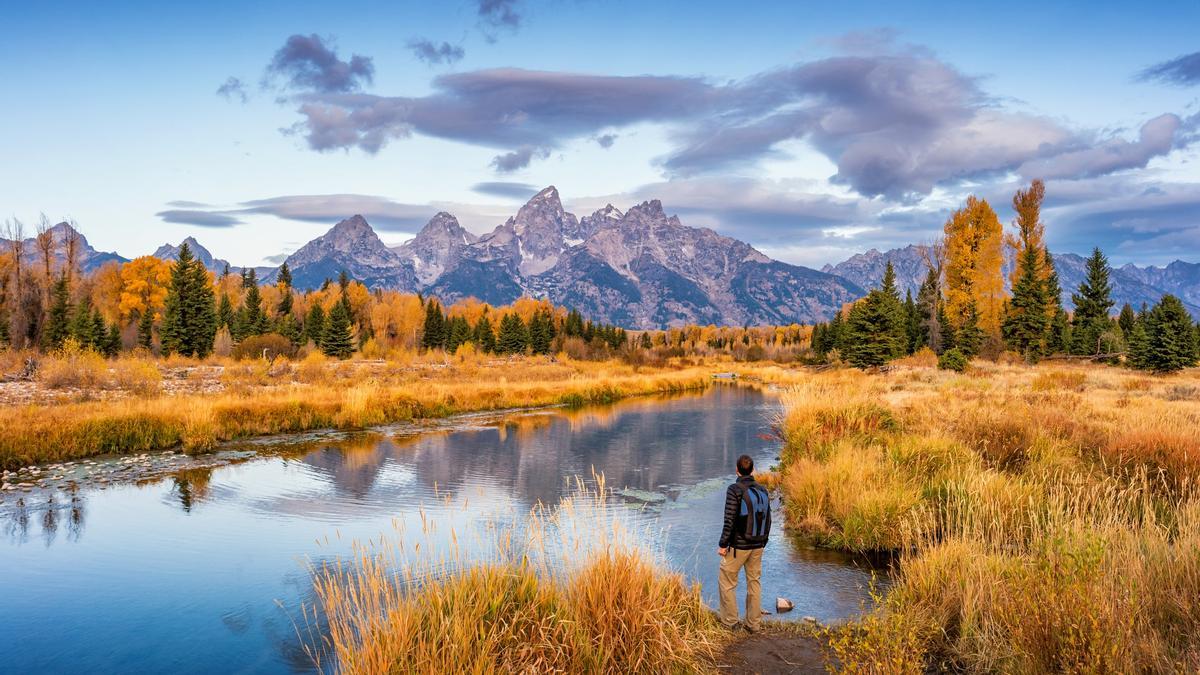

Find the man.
xmin=717 ymin=454 xmax=771 ymax=631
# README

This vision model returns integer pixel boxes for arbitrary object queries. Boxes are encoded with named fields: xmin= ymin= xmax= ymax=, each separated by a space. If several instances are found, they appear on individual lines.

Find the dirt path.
xmin=716 ymin=625 xmax=829 ymax=674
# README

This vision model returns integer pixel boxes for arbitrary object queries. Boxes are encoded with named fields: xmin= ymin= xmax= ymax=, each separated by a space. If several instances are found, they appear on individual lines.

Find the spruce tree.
xmin=1127 ymin=314 xmax=1150 ymax=370
xmin=1003 ymin=241 xmax=1050 ymax=361
xmin=41 ymin=275 xmax=71 ymax=351
xmin=321 ymin=297 xmax=354 ymax=359
xmin=90 ymin=308 xmax=106 ymax=351
xmin=70 ymin=295 xmax=98 ymax=348
xmin=138 ymin=308 xmax=155 ymax=350
xmin=564 ymin=309 xmax=584 ymax=337
xmin=1047 ymin=308 xmax=1071 ymax=355
xmin=276 ymin=263 xmax=294 ymax=316
xmin=915 ymin=267 xmax=943 ymax=353
xmin=904 ymin=290 xmax=921 ymax=354
xmin=421 ymin=300 xmax=447 ymax=350
xmin=528 ymin=308 xmax=554 ymax=355
xmin=104 ymin=322 xmax=123 ymax=357
xmin=217 ymin=293 xmax=234 ymax=330
xmin=496 ymin=313 xmax=528 ymax=354
xmin=445 ymin=316 xmax=471 ymax=353
xmin=1071 ymin=248 xmax=1115 ymax=355
xmin=1118 ymin=303 xmax=1137 ymax=338
xmin=639 ymin=332 xmax=652 ymax=349
xmin=1138 ymin=295 xmax=1199 ymax=373
xmin=161 ymin=242 xmax=217 ymax=357
xmin=843 ymin=268 xmax=908 ymax=369
xmin=239 ymin=269 xmax=266 ymax=339
xmin=304 ymin=303 xmax=326 ymax=346
xmin=473 ymin=313 xmax=496 ymax=353
xmin=956 ymin=301 xmax=985 ymax=357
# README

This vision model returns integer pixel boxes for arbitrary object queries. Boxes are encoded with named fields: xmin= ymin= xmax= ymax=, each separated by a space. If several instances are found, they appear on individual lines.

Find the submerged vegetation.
xmin=775 ymin=363 xmax=1200 ymax=672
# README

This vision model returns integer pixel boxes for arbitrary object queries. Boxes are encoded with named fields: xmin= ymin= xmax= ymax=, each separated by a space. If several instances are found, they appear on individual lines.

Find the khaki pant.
xmin=718 ymin=547 xmax=763 ymax=629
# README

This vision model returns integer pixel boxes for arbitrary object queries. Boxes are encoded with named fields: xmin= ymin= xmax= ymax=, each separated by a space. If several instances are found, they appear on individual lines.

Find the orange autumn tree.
xmin=119 ymin=255 xmax=173 ymax=322
xmin=943 ymin=196 xmax=1006 ymax=336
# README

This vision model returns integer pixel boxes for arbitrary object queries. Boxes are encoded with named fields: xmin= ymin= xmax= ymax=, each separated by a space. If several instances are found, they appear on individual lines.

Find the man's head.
xmin=736 ymin=454 xmax=754 ymax=476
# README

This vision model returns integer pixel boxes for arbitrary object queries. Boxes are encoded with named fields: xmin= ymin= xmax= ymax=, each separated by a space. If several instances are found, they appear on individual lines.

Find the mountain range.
xmin=10 ymin=188 xmax=1198 ymax=327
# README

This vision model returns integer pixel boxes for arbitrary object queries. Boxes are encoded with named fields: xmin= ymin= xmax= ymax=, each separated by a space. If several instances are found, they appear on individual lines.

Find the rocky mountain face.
xmin=269 ymin=215 xmax=418 ymax=291
xmin=825 ymin=246 xmax=1200 ymax=317
xmin=153 ymin=236 xmax=232 ymax=272
xmin=8 ymin=221 xmax=128 ymax=273
xmin=280 ymin=186 xmax=864 ymax=327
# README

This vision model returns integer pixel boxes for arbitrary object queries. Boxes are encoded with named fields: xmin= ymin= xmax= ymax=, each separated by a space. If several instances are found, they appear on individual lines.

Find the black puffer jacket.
xmin=718 ymin=475 xmax=769 ymax=550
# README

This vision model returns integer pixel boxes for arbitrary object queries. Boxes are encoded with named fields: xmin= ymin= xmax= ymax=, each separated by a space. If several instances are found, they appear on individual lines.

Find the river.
xmin=0 ymin=385 xmax=879 ymax=673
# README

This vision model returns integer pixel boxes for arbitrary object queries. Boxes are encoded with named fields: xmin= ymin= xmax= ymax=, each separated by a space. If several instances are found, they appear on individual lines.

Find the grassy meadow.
xmin=775 ymin=360 xmax=1200 ymax=672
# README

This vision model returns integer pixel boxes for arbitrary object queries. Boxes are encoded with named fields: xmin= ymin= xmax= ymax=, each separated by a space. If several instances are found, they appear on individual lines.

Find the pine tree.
xmin=41 ymin=275 xmax=72 ymax=351
xmin=217 ymin=293 xmax=234 ymax=330
xmin=496 ymin=313 xmax=528 ymax=354
xmin=844 ymin=294 xmax=895 ymax=368
xmin=473 ymin=313 xmax=496 ymax=353
xmin=564 ymin=309 xmax=584 ymax=337
xmin=445 ymin=315 xmax=471 ymax=353
xmin=916 ymin=267 xmax=943 ymax=353
xmin=138 ymin=308 xmax=155 ymax=350
xmin=70 ymin=294 xmax=98 ymax=348
xmin=528 ymin=308 xmax=554 ymax=354
xmin=904 ymin=290 xmax=921 ymax=354
xmin=421 ymin=300 xmax=447 ymax=350
xmin=1118 ymin=303 xmax=1137 ymax=338
xmin=321 ymin=297 xmax=354 ymax=359
xmin=238 ymin=269 xmax=266 ymax=339
xmin=1047 ymin=308 xmax=1071 ymax=355
xmin=879 ymin=262 xmax=909 ymax=356
xmin=276 ymin=263 xmax=294 ymax=316
xmin=1071 ymin=248 xmax=1115 ymax=355
xmin=304 ymin=303 xmax=327 ymax=346
xmin=639 ymin=332 xmax=652 ymax=349
xmin=1127 ymin=314 xmax=1150 ymax=370
xmin=956 ymin=301 xmax=985 ymax=357
xmin=1138 ymin=295 xmax=1199 ymax=373
xmin=1002 ymin=241 xmax=1050 ymax=361
xmin=90 ymin=309 xmax=106 ymax=351
xmin=104 ymin=322 xmax=123 ymax=357
xmin=161 ymin=242 xmax=217 ymax=357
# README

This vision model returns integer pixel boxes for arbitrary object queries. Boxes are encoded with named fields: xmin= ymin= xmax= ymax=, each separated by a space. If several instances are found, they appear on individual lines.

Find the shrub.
xmin=39 ymin=339 xmax=108 ymax=389
xmin=232 ymin=333 xmax=295 ymax=360
xmin=937 ymin=348 xmax=968 ymax=372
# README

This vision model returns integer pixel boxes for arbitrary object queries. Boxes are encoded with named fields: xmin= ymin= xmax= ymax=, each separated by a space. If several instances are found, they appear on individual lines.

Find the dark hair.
xmin=736 ymin=454 xmax=754 ymax=476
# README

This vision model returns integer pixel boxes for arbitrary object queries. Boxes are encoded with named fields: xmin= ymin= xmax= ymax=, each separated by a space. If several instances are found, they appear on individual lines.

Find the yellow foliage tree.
xmin=118 ymin=256 xmax=172 ymax=321
xmin=943 ymin=196 xmax=1006 ymax=333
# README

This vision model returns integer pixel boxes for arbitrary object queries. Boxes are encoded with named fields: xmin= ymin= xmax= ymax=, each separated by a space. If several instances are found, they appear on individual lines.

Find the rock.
xmin=776 ymin=597 xmax=794 ymax=612
xmin=802 ymin=616 xmax=817 ymax=624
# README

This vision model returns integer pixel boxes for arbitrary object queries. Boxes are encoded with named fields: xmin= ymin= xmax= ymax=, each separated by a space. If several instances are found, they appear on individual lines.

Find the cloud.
xmin=156 ymin=210 xmax=244 ymax=228
xmin=263 ymin=252 xmax=292 ymax=264
xmin=264 ymin=39 xmax=1195 ymax=198
xmin=472 ymin=181 xmax=540 ymax=199
xmin=238 ymin=194 xmax=433 ymax=231
xmin=265 ymin=34 xmax=374 ymax=93
xmin=408 ymin=39 xmax=465 ymax=66
xmin=478 ymin=0 xmax=521 ymax=34
xmin=1138 ymin=51 xmax=1200 ymax=86
xmin=490 ymin=146 xmax=550 ymax=172
xmin=216 ymin=77 xmax=248 ymax=103
xmin=595 ymin=133 xmax=617 ymax=148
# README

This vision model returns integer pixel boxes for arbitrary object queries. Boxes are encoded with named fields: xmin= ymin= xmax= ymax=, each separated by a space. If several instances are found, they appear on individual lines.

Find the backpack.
xmin=738 ymin=482 xmax=771 ymax=544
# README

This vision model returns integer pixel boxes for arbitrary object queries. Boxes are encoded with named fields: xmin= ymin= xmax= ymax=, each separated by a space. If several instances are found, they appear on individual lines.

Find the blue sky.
xmin=2 ymin=0 xmax=1199 ymax=268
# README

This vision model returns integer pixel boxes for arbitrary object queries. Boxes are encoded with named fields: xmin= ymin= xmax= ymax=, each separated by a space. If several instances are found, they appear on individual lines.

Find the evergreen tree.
xmin=904 ymin=289 xmax=921 ymax=354
xmin=1002 ymin=241 xmax=1050 ymax=361
xmin=69 ymin=294 xmax=98 ymax=348
xmin=564 ymin=309 xmax=584 ymax=337
xmin=639 ymin=332 xmax=652 ymax=349
xmin=217 ymin=293 xmax=234 ymax=330
xmin=1127 ymin=313 xmax=1150 ymax=371
xmin=238 ymin=269 xmax=267 ymax=339
xmin=473 ymin=313 xmax=496 ymax=353
xmin=1118 ymin=303 xmax=1137 ymax=338
xmin=528 ymin=308 xmax=554 ymax=354
xmin=138 ymin=308 xmax=155 ymax=350
xmin=321 ymin=296 xmax=354 ymax=359
xmin=90 ymin=309 xmax=106 ymax=351
xmin=956 ymin=301 xmax=985 ymax=357
xmin=1071 ymin=248 xmax=1115 ymax=355
xmin=304 ymin=303 xmax=326 ymax=346
xmin=276 ymin=312 xmax=302 ymax=346
xmin=1047 ymin=308 xmax=1071 ymax=355
xmin=104 ymin=322 xmax=123 ymax=357
xmin=915 ymin=267 xmax=943 ymax=353
xmin=1137 ymin=295 xmax=1199 ymax=373
xmin=421 ymin=300 xmax=447 ymax=350
xmin=41 ymin=275 xmax=72 ymax=351
xmin=842 ymin=268 xmax=909 ymax=369
xmin=496 ymin=313 xmax=528 ymax=354
xmin=160 ymin=242 xmax=217 ymax=357
xmin=445 ymin=315 xmax=471 ymax=353
xmin=276 ymin=263 xmax=294 ymax=316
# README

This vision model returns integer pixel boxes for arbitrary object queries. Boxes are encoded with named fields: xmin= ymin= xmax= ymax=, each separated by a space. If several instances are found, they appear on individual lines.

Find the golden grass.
xmin=772 ymin=362 xmax=1200 ymax=672
xmin=306 ymin=486 xmax=724 ymax=674
xmin=0 ymin=356 xmax=719 ymax=469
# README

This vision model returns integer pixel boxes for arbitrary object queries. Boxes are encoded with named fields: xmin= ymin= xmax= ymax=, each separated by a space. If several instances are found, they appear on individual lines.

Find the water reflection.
xmin=1 ymin=386 xmax=879 ymax=674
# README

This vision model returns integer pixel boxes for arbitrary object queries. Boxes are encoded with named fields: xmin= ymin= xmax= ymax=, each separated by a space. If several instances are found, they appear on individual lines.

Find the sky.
xmin=2 ymin=0 xmax=1199 ymax=269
